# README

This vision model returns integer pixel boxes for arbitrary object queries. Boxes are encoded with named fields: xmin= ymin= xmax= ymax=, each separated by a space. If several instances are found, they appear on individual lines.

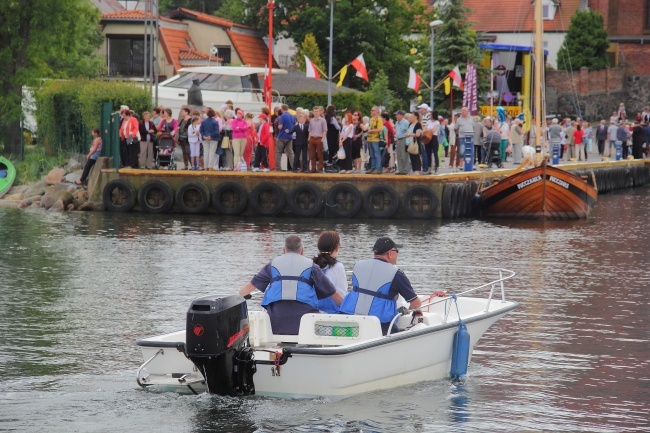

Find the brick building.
xmin=588 ymin=0 xmax=650 ymax=75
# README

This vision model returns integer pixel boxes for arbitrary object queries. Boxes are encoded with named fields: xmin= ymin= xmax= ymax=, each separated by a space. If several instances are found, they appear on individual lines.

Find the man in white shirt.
xmin=417 ymin=103 xmax=431 ymax=124
xmin=496 ymin=117 xmax=510 ymax=166
xmin=606 ymin=120 xmax=618 ymax=157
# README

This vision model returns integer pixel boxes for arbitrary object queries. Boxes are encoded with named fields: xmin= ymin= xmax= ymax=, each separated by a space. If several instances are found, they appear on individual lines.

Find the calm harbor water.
xmin=0 ymin=187 xmax=648 ymax=433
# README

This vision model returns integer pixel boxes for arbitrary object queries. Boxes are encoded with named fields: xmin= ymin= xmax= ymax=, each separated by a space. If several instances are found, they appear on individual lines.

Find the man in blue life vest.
xmin=239 ymin=235 xmax=343 ymax=335
xmin=339 ymin=237 xmax=422 ymax=335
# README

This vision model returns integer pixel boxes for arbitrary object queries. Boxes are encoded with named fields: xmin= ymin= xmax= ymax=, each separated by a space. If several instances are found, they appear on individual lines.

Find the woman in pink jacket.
xmin=119 ymin=109 xmax=139 ymax=168
xmin=231 ymin=109 xmax=248 ymax=171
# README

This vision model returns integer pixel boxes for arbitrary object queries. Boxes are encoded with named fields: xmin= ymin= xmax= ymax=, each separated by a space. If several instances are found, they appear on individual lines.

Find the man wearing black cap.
xmin=339 ymin=237 xmax=422 ymax=335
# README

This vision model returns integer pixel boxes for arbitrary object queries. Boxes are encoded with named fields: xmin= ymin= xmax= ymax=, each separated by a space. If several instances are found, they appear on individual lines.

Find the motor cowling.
xmin=185 ymin=294 xmax=255 ymax=395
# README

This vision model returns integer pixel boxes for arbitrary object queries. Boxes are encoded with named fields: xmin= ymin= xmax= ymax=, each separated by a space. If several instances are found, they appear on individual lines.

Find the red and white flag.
xmin=408 ymin=67 xmax=421 ymax=93
xmin=349 ymin=54 xmax=369 ymax=82
xmin=448 ymin=66 xmax=464 ymax=90
xmin=304 ymin=56 xmax=321 ymax=80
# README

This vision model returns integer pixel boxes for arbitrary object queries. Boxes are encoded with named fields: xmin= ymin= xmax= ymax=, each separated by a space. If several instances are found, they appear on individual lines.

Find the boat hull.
xmin=251 ymin=310 xmax=509 ymax=399
xmin=479 ymin=165 xmax=598 ymax=220
xmin=0 ymin=156 xmax=16 ymax=199
xmin=136 ymin=297 xmax=518 ymax=400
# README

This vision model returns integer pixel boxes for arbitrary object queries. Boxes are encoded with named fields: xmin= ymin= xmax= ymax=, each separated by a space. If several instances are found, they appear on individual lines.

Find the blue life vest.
xmin=339 ymin=259 xmax=398 ymax=323
xmin=261 ymin=253 xmax=319 ymax=309
xmin=316 ymin=267 xmax=340 ymax=314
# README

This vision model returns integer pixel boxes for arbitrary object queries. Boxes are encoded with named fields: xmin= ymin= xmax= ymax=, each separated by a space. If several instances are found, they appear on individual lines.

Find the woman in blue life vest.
xmin=339 ymin=237 xmax=422 ymax=335
xmin=313 ymin=231 xmax=348 ymax=313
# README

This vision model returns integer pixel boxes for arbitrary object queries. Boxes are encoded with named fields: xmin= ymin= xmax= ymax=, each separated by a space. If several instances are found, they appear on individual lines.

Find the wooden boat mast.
xmin=534 ymin=0 xmax=544 ymax=151
xmin=535 ymin=0 xmax=547 ymax=213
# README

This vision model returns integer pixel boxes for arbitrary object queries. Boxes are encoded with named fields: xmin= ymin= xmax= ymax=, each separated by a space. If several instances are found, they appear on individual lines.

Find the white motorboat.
xmin=136 ymin=265 xmax=518 ymax=400
xmin=156 ymin=66 xmax=287 ymax=117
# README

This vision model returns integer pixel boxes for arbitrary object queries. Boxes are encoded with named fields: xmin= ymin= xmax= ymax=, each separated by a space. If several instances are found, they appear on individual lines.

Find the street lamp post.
xmin=327 ymin=0 xmax=334 ymax=105
xmin=429 ymin=20 xmax=444 ymax=109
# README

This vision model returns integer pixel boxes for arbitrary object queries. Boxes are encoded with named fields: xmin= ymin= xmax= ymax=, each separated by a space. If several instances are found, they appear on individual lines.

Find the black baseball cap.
xmin=394 ymin=110 xmax=405 ymax=116
xmin=373 ymin=237 xmax=403 ymax=254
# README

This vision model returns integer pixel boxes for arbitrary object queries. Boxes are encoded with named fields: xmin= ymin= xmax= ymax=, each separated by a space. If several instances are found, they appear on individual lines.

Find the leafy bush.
xmin=34 ymin=79 xmax=151 ymax=154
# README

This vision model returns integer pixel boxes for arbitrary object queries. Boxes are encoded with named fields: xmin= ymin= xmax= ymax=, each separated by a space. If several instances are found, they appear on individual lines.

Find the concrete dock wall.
xmin=94 ymin=159 xmax=650 ymax=219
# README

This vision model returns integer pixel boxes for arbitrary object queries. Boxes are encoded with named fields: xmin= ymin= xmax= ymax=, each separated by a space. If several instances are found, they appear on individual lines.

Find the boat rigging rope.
xmin=450 ymin=294 xmax=464 ymax=325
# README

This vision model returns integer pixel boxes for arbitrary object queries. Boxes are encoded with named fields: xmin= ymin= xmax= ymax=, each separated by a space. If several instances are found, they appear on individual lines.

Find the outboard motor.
xmin=185 ymin=294 xmax=256 ymax=396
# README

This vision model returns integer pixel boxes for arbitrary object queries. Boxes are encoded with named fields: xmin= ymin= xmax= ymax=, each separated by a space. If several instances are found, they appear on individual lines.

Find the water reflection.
xmin=0 ymin=187 xmax=648 ymax=432
xmin=448 ymin=382 xmax=470 ymax=427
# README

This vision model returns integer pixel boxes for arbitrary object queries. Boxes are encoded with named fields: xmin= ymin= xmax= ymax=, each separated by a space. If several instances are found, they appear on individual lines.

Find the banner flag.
xmin=304 ymin=56 xmax=321 ymax=80
xmin=408 ymin=67 xmax=421 ymax=93
xmin=463 ymin=61 xmax=478 ymax=115
xmin=349 ymin=54 xmax=369 ymax=82
xmin=449 ymin=66 xmax=464 ymax=90
xmin=444 ymin=77 xmax=451 ymax=95
xmin=337 ymin=65 xmax=348 ymax=87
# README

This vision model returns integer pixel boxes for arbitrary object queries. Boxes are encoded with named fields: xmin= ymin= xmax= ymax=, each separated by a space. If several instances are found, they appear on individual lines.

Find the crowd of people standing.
xmin=109 ymin=100 xmax=649 ymax=177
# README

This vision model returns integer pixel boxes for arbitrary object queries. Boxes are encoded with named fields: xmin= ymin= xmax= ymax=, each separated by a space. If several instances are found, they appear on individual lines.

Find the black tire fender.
xmin=441 ymin=183 xmax=455 ymax=219
xmin=103 ymin=179 xmax=136 ymax=212
xmin=138 ymin=180 xmax=174 ymax=214
xmin=212 ymin=182 xmax=248 ymax=216
xmin=460 ymin=183 xmax=472 ymax=218
xmin=451 ymin=183 xmax=462 ymax=219
xmin=402 ymin=186 xmax=438 ymax=219
xmin=363 ymin=184 xmax=399 ymax=218
xmin=175 ymin=182 xmax=210 ymax=214
xmin=250 ymin=182 xmax=286 ymax=216
xmin=325 ymin=183 xmax=362 ymax=218
xmin=287 ymin=182 xmax=324 ymax=217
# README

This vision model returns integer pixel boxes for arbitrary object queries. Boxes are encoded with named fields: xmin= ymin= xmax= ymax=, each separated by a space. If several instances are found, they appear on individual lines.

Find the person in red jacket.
xmin=119 ymin=109 xmax=139 ymax=168
xmin=252 ymin=113 xmax=272 ymax=172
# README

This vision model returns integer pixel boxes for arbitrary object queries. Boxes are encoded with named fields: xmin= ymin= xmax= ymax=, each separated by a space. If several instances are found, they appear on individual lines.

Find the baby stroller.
xmin=483 ymin=130 xmax=502 ymax=168
xmin=155 ymin=133 xmax=176 ymax=170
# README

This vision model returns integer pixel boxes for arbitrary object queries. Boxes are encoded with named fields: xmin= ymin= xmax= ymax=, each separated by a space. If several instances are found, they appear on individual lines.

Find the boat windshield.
xmin=163 ymin=72 xmax=260 ymax=93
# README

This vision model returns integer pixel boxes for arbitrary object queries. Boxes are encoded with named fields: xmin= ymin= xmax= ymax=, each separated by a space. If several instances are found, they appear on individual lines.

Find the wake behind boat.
xmin=135 ymin=265 xmax=518 ymax=400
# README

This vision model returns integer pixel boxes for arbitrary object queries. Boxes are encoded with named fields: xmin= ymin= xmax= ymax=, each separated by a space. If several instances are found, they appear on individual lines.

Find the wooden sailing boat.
xmin=479 ymin=0 xmax=597 ymax=220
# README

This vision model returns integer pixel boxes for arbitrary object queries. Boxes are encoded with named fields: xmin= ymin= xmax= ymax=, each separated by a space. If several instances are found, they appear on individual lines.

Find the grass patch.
xmin=13 ymin=146 xmax=68 ymax=185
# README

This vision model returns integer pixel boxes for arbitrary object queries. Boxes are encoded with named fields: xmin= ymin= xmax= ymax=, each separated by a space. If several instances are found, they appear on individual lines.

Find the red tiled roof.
xmin=178 ymin=49 xmax=209 ymax=61
xmin=160 ymin=27 xmax=214 ymax=72
xmin=168 ymin=7 xmax=277 ymax=68
xmin=101 ymin=9 xmax=181 ymax=24
xmin=462 ymin=0 xmax=581 ymax=33
xmin=173 ymin=8 xmax=235 ymax=28
xmin=227 ymin=30 xmax=278 ymax=68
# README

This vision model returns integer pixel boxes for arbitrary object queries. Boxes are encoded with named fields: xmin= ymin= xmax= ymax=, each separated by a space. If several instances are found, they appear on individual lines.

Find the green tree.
xmin=0 ymin=0 xmax=103 ymax=155
xmin=430 ymin=0 xmax=485 ymax=114
xmin=215 ymin=0 xmax=434 ymax=101
xmin=160 ymin=0 xmax=223 ymax=14
xmin=215 ymin=0 xmax=247 ymax=22
xmin=296 ymin=33 xmax=326 ymax=74
xmin=368 ymin=70 xmax=394 ymax=111
xmin=557 ymin=10 xmax=609 ymax=71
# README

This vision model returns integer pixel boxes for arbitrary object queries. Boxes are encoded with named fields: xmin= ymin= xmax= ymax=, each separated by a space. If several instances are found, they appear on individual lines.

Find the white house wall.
xmin=183 ymin=21 xmax=241 ymax=64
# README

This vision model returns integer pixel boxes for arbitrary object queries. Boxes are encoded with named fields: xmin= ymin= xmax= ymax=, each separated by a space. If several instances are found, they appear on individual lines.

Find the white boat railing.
xmin=398 ymin=264 xmax=516 ymax=317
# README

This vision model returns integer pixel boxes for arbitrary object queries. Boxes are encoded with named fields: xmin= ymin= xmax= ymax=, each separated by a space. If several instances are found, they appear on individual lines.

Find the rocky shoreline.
xmin=0 ymin=158 xmax=102 ymax=212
